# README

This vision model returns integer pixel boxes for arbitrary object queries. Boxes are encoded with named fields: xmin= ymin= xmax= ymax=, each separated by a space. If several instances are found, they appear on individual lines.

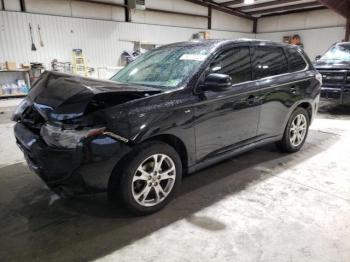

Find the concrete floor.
xmin=1 ymin=100 xmax=350 ymax=262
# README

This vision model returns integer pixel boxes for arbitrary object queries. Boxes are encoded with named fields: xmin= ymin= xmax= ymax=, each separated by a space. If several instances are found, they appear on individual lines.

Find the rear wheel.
xmin=276 ymin=107 xmax=310 ymax=153
xmin=108 ymin=142 xmax=182 ymax=215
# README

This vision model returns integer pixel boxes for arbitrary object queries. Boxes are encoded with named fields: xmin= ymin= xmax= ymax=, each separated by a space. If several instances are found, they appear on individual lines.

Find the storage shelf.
xmin=0 ymin=93 xmax=27 ymax=99
xmin=0 ymin=69 xmax=30 ymax=72
xmin=0 ymin=69 xmax=31 ymax=99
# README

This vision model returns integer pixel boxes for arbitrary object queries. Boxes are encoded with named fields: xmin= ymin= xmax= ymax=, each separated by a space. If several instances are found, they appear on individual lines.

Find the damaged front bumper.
xmin=14 ymin=122 xmax=131 ymax=197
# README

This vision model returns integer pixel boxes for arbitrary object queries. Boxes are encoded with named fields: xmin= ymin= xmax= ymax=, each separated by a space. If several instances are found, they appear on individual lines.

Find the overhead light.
xmin=244 ymin=0 xmax=255 ymax=4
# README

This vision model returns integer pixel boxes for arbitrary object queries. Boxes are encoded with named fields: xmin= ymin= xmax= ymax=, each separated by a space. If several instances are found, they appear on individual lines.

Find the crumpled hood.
xmin=27 ymin=71 xmax=161 ymax=122
xmin=315 ymin=60 xmax=350 ymax=70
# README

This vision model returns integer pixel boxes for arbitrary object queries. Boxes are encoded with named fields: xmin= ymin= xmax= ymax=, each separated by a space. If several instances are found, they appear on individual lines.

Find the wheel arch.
xmin=297 ymin=101 xmax=313 ymax=120
xmin=108 ymin=133 xmax=189 ymax=190
xmin=281 ymin=100 xmax=314 ymax=136
xmin=142 ymin=134 xmax=189 ymax=172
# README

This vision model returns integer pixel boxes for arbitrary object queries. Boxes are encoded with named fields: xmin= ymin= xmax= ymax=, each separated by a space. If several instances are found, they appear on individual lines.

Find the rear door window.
xmin=210 ymin=46 xmax=252 ymax=85
xmin=286 ymin=48 xmax=307 ymax=72
xmin=254 ymin=46 xmax=288 ymax=79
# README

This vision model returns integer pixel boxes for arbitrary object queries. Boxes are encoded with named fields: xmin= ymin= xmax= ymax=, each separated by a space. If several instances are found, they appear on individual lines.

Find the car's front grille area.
xmin=318 ymin=70 xmax=348 ymax=86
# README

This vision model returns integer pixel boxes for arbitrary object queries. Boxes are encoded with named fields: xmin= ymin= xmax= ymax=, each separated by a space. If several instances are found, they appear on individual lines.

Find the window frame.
xmin=285 ymin=46 xmax=309 ymax=73
xmin=202 ymin=44 xmax=254 ymax=88
xmin=193 ymin=42 xmax=311 ymax=95
xmin=252 ymin=45 xmax=290 ymax=80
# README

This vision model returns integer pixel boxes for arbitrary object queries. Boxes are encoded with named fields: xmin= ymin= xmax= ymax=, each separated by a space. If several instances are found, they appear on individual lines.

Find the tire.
xmin=276 ymin=107 xmax=310 ymax=153
xmin=108 ymin=141 xmax=182 ymax=215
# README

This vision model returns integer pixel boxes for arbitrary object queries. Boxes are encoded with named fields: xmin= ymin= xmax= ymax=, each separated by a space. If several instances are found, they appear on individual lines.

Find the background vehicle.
xmin=13 ymin=39 xmax=321 ymax=215
xmin=315 ymin=42 xmax=350 ymax=105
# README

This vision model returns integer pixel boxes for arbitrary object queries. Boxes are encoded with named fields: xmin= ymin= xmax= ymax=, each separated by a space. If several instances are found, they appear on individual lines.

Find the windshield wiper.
xmin=123 ymin=82 xmax=165 ymax=90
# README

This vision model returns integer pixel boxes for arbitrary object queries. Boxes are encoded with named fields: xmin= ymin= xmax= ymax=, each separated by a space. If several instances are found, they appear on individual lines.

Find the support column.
xmin=208 ymin=6 xmax=212 ymax=30
xmin=345 ymin=18 xmax=350 ymax=42
xmin=253 ymin=18 xmax=258 ymax=34
xmin=124 ymin=0 xmax=131 ymax=22
xmin=19 ymin=0 xmax=26 ymax=12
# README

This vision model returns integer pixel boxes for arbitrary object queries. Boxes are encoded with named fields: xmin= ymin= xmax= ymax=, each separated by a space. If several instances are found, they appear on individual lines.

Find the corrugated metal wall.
xmin=0 ymin=11 xmax=254 ymax=70
xmin=256 ymin=9 xmax=347 ymax=59
xmin=258 ymin=27 xmax=345 ymax=60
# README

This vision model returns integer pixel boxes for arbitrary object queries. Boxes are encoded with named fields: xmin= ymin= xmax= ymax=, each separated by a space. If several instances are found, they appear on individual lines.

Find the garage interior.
xmin=1 ymin=0 xmax=350 ymax=261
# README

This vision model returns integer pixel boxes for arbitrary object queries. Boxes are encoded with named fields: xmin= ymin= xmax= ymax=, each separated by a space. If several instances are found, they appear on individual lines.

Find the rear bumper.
xmin=14 ymin=122 xmax=131 ymax=196
xmin=321 ymin=86 xmax=350 ymax=105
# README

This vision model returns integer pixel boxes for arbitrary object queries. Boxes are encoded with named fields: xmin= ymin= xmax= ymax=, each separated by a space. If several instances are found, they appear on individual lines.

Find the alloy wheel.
xmin=131 ymin=154 xmax=176 ymax=207
xmin=289 ymin=113 xmax=307 ymax=147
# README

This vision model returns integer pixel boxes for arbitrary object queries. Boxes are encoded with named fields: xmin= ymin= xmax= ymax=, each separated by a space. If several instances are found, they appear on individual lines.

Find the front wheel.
xmin=276 ymin=107 xmax=310 ymax=153
xmin=108 ymin=142 xmax=182 ymax=215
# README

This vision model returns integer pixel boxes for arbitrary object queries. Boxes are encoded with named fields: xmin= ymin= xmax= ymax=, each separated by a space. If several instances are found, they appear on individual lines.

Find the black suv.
xmin=315 ymin=42 xmax=350 ymax=104
xmin=13 ymin=39 xmax=321 ymax=215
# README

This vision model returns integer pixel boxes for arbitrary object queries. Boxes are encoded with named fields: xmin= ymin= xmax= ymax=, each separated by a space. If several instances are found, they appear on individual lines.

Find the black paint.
xmin=13 ymin=39 xmax=321 ymax=195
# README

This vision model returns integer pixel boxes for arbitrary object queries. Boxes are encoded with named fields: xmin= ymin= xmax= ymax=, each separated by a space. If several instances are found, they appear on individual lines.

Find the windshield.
xmin=111 ymin=45 xmax=210 ymax=89
xmin=320 ymin=44 xmax=350 ymax=61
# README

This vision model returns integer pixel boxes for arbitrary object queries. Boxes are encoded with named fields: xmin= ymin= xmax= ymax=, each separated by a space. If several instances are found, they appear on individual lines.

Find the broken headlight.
xmin=12 ymin=98 xmax=31 ymax=121
xmin=40 ymin=124 xmax=105 ymax=149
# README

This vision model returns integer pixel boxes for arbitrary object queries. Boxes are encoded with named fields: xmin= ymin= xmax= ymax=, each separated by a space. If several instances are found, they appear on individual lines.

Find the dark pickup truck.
xmin=314 ymin=42 xmax=350 ymax=105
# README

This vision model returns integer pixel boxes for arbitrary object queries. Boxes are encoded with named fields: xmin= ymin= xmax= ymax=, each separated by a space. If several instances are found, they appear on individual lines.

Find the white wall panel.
xmin=258 ymin=9 xmax=346 ymax=33
xmin=25 ymin=0 xmax=125 ymax=21
xmin=25 ymin=0 xmax=72 ymax=16
xmin=131 ymin=9 xmax=207 ymax=29
xmin=71 ymin=1 xmax=113 ymax=20
xmin=145 ymin=0 xmax=208 ymax=16
xmin=111 ymin=6 xmax=125 ymax=21
xmin=210 ymin=30 xmax=254 ymax=39
xmin=257 ymin=27 xmax=345 ymax=60
xmin=92 ymin=0 xmax=124 ymax=4
xmin=3 ymin=0 xmax=21 ymax=11
xmin=0 ymin=11 xmax=121 ymax=69
xmin=0 ymin=11 xmax=251 ymax=72
xmin=305 ymin=9 xmax=346 ymax=28
xmin=211 ymin=10 xmax=253 ymax=33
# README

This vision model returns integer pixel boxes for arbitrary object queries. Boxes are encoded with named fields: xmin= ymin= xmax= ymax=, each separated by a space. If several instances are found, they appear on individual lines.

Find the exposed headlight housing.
xmin=40 ymin=124 xmax=106 ymax=149
xmin=12 ymin=98 xmax=31 ymax=121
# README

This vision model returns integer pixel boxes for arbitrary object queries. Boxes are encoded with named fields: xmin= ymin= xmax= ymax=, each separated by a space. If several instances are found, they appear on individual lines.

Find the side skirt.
xmin=187 ymin=135 xmax=282 ymax=174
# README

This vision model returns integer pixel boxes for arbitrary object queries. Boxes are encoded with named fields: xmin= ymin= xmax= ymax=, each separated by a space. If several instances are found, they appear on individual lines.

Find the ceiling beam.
xmin=260 ymin=6 xmax=327 ymax=17
xmin=316 ymin=0 xmax=350 ymax=18
xmin=221 ymin=0 xmax=244 ymax=6
xmin=75 ymin=0 xmax=126 ymax=8
xmin=185 ymin=0 xmax=254 ymax=20
xmin=239 ymin=0 xmax=315 ymax=11
xmin=247 ymin=2 xmax=323 ymax=15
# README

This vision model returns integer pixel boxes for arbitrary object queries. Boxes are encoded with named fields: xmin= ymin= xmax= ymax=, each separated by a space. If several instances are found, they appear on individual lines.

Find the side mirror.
xmin=315 ymin=55 xmax=321 ymax=61
xmin=203 ymin=73 xmax=232 ymax=91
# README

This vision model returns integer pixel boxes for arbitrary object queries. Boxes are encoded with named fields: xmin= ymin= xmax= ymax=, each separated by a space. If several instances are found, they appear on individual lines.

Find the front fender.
xmin=102 ymin=90 xmax=198 ymax=167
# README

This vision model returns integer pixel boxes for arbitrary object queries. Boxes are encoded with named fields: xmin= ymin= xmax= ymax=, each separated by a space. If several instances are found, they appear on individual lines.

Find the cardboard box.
xmin=21 ymin=63 xmax=31 ymax=70
xmin=5 ymin=61 xmax=16 ymax=70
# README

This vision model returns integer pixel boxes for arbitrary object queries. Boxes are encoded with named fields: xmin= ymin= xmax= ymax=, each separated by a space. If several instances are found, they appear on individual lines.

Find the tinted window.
xmin=287 ymin=48 xmax=307 ymax=72
xmin=254 ymin=46 xmax=288 ymax=79
xmin=210 ymin=47 xmax=252 ymax=85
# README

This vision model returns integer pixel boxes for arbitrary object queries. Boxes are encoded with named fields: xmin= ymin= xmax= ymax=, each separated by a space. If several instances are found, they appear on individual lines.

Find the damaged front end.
xmin=13 ymin=71 xmax=159 ymax=196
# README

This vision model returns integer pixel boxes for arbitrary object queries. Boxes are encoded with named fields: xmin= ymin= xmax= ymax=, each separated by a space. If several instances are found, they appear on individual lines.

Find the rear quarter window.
xmin=286 ymin=48 xmax=307 ymax=72
xmin=254 ymin=46 xmax=288 ymax=79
